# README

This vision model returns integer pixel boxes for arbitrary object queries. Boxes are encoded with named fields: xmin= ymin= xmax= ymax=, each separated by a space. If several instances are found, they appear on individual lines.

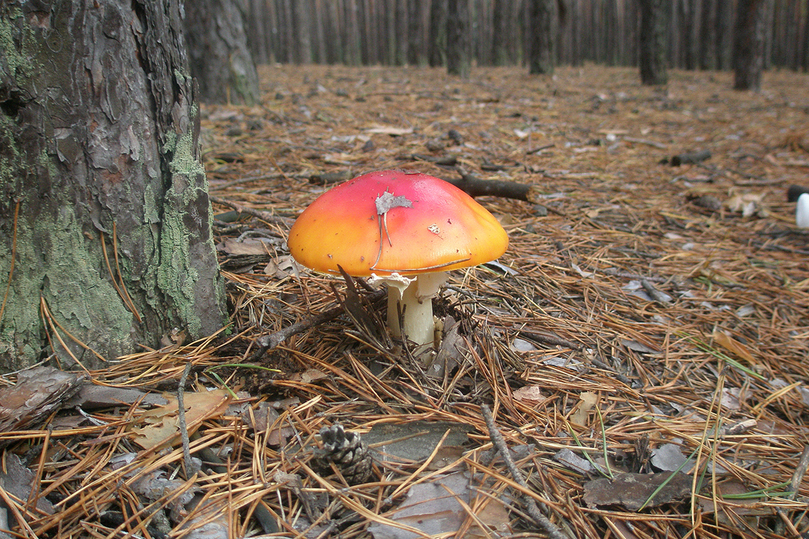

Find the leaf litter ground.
xmin=2 ymin=65 xmax=809 ymax=538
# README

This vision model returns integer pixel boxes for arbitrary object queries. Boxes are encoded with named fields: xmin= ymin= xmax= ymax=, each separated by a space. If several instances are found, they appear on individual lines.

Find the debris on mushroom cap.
xmin=287 ymin=170 xmax=509 ymax=276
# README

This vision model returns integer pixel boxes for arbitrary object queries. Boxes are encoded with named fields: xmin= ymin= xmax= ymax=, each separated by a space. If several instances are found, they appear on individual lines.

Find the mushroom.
xmin=287 ymin=170 xmax=508 ymax=347
xmin=797 ymin=193 xmax=809 ymax=228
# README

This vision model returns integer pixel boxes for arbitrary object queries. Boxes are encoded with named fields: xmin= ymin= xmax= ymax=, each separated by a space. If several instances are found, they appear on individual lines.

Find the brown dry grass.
xmin=2 ymin=64 xmax=808 ymax=538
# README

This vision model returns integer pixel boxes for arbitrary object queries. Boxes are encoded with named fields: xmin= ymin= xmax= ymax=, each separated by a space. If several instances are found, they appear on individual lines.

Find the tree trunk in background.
xmin=344 ymin=0 xmax=361 ymax=65
xmin=293 ymin=0 xmax=313 ymax=63
xmin=184 ymin=0 xmax=260 ymax=104
xmin=715 ymin=0 xmax=734 ymax=70
xmin=529 ymin=0 xmax=556 ymax=74
xmin=313 ymin=0 xmax=329 ymax=63
xmin=804 ymin=1 xmax=809 ymax=71
xmin=0 ymin=0 xmax=226 ymax=372
xmin=429 ymin=0 xmax=448 ymax=67
xmin=407 ymin=0 xmax=422 ymax=65
xmin=475 ymin=0 xmax=493 ymax=66
xmin=734 ymin=0 xmax=767 ymax=90
xmin=491 ymin=0 xmax=514 ymax=65
xmin=699 ymin=0 xmax=717 ymax=70
xmin=639 ymin=0 xmax=668 ymax=85
xmin=395 ymin=0 xmax=408 ymax=65
xmin=684 ymin=0 xmax=699 ymax=69
xmin=446 ymin=0 xmax=470 ymax=77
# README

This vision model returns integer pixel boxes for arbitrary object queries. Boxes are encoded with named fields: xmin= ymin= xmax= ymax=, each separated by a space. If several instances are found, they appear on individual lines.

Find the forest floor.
xmin=4 ymin=64 xmax=809 ymax=538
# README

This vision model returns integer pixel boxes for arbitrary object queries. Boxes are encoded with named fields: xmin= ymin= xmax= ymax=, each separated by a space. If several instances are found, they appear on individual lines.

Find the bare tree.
xmin=0 ymin=0 xmax=226 ymax=371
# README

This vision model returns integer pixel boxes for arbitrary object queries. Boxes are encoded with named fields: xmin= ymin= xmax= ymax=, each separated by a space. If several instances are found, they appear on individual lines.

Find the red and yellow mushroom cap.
xmin=288 ymin=170 xmax=508 ymax=277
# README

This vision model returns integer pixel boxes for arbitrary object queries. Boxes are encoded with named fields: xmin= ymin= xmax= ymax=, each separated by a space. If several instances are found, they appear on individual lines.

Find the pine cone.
xmin=313 ymin=424 xmax=373 ymax=484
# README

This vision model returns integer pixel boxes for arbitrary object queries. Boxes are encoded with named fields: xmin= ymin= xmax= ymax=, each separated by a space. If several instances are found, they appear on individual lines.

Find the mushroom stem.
xmin=386 ymin=272 xmax=448 ymax=346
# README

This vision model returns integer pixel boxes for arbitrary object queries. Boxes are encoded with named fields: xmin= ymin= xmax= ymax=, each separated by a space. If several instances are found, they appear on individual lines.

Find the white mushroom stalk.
xmin=370 ymin=272 xmax=449 ymax=346
xmin=797 ymin=193 xmax=809 ymax=228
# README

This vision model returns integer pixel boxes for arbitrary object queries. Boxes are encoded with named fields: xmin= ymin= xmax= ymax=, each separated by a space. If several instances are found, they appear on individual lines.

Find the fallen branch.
xmin=480 ymin=404 xmax=571 ymax=539
xmin=442 ymin=167 xmax=541 ymax=203
xmin=670 ymin=149 xmax=711 ymax=166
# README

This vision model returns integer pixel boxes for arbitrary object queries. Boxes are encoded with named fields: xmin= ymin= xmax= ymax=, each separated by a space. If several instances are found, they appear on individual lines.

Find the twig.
xmin=209 ymin=195 xmax=294 ymax=226
xmin=177 ymin=362 xmax=198 ymax=477
xmin=774 ymin=445 xmax=809 ymax=536
xmin=788 ymin=446 xmax=809 ymax=499
xmin=527 ymin=143 xmax=556 ymax=155
xmin=641 ymin=278 xmax=671 ymax=304
xmin=480 ymin=404 xmax=570 ymax=539
xmin=588 ymin=357 xmax=633 ymax=386
xmin=516 ymin=329 xmax=581 ymax=351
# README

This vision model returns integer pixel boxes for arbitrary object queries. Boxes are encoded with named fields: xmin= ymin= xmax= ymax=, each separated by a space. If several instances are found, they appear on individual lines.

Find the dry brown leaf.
xmin=712 ymin=330 xmax=758 ymax=366
xmin=131 ymin=389 xmax=231 ymax=449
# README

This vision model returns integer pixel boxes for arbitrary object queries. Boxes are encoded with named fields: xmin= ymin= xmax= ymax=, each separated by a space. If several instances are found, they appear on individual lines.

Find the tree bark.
xmin=184 ymin=0 xmax=260 ymax=104
xmin=0 ymin=0 xmax=226 ymax=371
xmin=528 ymin=0 xmax=557 ymax=74
xmin=446 ymin=0 xmax=471 ymax=77
xmin=639 ymin=0 xmax=668 ymax=85
xmin=734 ymin=0 xmax=767 ymax=90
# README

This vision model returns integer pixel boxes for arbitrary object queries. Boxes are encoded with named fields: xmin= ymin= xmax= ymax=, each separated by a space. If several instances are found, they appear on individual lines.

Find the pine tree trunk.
xmin=639 ymin=0 xmax=668 ymax=85
xmin=0 ymin=0 xmax=226 ymax=371
xmin=184 ymin=0 xmax=260 ymax=104
xmin=734 ymin=0 xmax=767 ymax=90
xmin=447 ymin=0 xmax=470 ymax=77
xmin=528 ymin=0 xmax=556 ymax=75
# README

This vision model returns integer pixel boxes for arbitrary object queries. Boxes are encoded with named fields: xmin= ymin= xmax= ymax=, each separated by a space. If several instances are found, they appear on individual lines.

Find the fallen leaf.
xmin=131 ymin=390 xmax=231 ymax=449
xmin=583 ymin=472 xmax=693 ymax=511
xmin=0 ymin=454 xmax=54 ymax=514
xmin=513 ymin=385 xmax=544 ymax=402
xmin=368 ymin=472 xmax=511 ymax=539
xmin=219 ymin=237 xmax=274 ymax=256
xmin=570 ymin=391 xmax=598 ymax=426
xmin=712 ymin=330 xmax=757 ymax=366
xmin=650 ymin=443 xmax=688 ymax=472
xmin=553 ymin=448 xmax=594 ymax=474
xmin=510 ymin=338 xmax=538 ymax=352
xmin=363 ymin=421 xmax=471 ymax=463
